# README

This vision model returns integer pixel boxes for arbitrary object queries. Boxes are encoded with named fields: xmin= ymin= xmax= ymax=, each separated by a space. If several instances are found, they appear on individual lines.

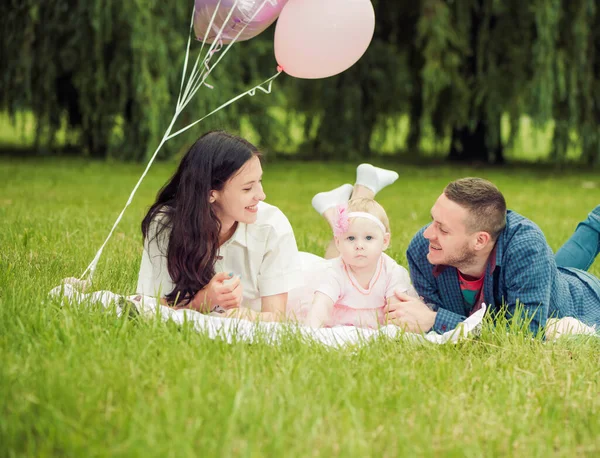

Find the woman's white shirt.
xmin=136 ymin=202 xmax=303 ymax=311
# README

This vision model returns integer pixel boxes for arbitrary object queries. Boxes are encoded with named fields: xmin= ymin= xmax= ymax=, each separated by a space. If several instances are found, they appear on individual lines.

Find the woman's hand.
xmin=191 ymin=272 xmax=243 ymax=312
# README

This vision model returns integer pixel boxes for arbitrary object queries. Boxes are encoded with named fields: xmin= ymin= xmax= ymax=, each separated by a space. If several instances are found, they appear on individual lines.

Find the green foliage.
xmin=285 ymin=0 xmax=416 ymax=160
xmin=3 ymin=0 xmax=600 ymax=163
xmin=0 ymin=0 xmax=283 ymax=160
xmin=413 ymin=0 xmax=535 ymax=161
xmin=288 ymin=40 xmax=410 ymax=160
xmin=545 ymin=0 xmax=600 ymax=164
xmin=412 ymin=0 xmax=600 ymax=164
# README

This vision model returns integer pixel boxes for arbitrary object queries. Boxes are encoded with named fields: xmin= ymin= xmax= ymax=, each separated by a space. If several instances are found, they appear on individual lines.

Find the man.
xmin=386 ymin=177 xmax=600 ymax=334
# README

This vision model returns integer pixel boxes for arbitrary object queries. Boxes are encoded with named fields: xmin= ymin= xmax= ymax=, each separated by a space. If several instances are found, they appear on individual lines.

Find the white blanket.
xmin=50 ymin=283 xmax=487 ymax=348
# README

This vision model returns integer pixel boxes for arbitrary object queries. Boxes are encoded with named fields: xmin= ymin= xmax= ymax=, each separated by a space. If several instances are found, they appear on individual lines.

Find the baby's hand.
xmin=305 ymin=292 xmax=334 ymax=328
xmin=304 ymin=314 xmax=325 ymax=329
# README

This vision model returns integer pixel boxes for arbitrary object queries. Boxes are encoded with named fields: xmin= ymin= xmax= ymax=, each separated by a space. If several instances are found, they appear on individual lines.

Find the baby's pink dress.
xmin=315 ymin=253 xmax=417 ymax=328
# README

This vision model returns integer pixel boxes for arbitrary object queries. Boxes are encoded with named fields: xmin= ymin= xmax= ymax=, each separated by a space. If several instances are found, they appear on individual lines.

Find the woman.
xmin=136 ymin=130 xmax=303 ymax=321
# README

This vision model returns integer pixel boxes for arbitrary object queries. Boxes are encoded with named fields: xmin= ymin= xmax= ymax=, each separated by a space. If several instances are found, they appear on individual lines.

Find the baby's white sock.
xmin=311 ymin=183 xmax=353 ymax=215
xmin=355 ymin=163 xmax=399 ymax=195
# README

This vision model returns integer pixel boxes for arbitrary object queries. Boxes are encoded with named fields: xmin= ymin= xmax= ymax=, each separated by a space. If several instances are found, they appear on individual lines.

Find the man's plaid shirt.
xmin=407 ymin=211 xmax=600 ymax=334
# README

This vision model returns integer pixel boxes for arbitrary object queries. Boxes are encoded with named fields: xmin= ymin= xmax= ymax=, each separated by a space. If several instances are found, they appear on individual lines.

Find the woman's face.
xmin=210 ymin=155 xmax=266 ymax=227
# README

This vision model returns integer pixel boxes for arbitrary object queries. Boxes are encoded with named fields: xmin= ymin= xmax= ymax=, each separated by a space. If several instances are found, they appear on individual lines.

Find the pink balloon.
xmin=274 ymin=0 xmax=375 ymax=79
xmin=194 ymin=0 xmax=288 ymax=44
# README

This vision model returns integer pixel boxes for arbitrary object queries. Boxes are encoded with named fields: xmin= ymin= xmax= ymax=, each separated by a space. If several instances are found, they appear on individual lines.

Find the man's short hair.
xmin=444 ymin=177 xmax=507 ymax=239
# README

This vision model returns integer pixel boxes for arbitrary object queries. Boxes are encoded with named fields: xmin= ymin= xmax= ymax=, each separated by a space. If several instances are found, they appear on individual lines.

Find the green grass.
xmin=2 ymin=157 xmax=600 ymax=457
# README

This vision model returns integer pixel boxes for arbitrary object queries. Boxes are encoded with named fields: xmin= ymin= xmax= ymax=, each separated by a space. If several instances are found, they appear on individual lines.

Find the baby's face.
xmin=335 ymin=217 xmax=390 ymax=269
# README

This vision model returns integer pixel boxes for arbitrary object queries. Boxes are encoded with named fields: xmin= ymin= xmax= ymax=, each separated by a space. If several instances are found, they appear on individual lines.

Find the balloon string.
xmin=166 ymin=69 xmax=282 ymax=141
xmin=79 ymin=117 xmax=176 ymax=281
xmin=80 ymin=1 xmax=232 ymax=281
xmin=178 ymin=0 xmax=235 ymax=108
xmin=179 ymin=0 xmax=273 ymax=110
xmin=202 ymin=39 xmax=224 ymax=89
xmin=79 ymin=0 xmax=279 ymax=282
xmin=177 ymin=4 xmax=196 ymax=101
xmin=178 ymin=0 xmax=228 ymax=106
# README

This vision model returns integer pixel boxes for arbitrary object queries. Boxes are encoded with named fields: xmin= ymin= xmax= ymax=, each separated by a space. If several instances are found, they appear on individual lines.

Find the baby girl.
xmin=306 ymin=198 xmax=417 ymax=328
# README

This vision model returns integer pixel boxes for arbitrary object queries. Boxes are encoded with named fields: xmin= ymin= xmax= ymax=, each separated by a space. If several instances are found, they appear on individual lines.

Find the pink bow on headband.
xmin=333 ymin=203 xmax=349 ymax=236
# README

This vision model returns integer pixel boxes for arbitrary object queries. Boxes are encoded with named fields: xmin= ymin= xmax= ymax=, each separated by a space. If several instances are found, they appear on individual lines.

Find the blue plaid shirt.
xmin=407 ymin=211 xmax=600 ymax=334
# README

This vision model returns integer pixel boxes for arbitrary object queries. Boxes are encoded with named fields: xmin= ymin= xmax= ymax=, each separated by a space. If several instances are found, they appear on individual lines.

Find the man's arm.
xmin=502 ymin=233 xmax=552 ymax=334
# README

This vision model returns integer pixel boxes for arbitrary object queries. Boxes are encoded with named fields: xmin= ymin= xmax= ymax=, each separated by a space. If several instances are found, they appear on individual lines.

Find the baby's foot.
xmin=355 ymin=164 xmax=399 ymax=195
xmin=311 ymin=183 xmax=353 ymax=215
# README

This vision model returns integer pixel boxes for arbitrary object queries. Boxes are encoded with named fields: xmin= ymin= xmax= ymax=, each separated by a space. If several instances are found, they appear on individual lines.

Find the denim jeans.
xmin=555 ymin=205 xmax=600 ymax=271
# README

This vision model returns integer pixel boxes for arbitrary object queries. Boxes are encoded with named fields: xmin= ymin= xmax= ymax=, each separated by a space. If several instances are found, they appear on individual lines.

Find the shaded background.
xmin=2 ymin=0 xmax=599 ymax=165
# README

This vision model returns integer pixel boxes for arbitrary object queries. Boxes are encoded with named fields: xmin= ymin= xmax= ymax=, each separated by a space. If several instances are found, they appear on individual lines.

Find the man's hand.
xmin=385 ymin=291 xmax=437 ymax=333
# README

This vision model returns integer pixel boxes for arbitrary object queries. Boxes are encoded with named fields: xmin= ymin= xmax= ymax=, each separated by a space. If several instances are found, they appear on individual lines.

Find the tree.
xmin=284 ymin=0 xmax=535 ymax=163
xmin=2 ymin=0 xmax=600 ymax=165
xmin=546 ymin=0 xmax=600 ymax=165
xmin=283 ymin=0 xmax=417 ymax=160
xmin=288 ymin=0 xmax=600 ymax=165
xmin=0 ymin=0 xmax=282 ymax=160
xmin=409 ymin=0 xmax=539 ymax=163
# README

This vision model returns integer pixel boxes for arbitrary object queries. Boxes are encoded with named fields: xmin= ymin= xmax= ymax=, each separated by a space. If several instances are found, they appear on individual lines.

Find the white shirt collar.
xmin=221 ymin=221 xmax=248 ymax=249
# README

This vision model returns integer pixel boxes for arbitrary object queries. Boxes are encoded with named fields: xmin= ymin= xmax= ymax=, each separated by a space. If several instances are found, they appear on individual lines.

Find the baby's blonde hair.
xmin=347 ymin=198 xmax=390 ymax=233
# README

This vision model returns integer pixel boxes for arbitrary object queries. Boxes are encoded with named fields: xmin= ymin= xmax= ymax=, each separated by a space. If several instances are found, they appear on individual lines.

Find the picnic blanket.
xmin=50 ymin=282 xmax=598 ymax=346
xmin=49 ymin=283 xmax=487 ymax=348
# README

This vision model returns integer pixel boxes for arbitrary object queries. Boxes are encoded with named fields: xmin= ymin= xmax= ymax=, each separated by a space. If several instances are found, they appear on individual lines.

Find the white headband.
xmin=333 ymin=205 xmax=388 ymax=236
xmin=347 ymin=212 xmax=387 ymax=233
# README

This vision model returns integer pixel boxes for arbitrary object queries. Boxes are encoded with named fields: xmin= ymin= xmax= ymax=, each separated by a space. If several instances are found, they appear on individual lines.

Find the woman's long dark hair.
xmin=141 ymin=130 xmax=259 ymax=304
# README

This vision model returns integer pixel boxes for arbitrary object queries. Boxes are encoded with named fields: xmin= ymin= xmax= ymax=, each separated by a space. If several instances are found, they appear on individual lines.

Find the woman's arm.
xmin=162 ymin=289 xmax=211 ymax=313
xmin=224 ymin=292 xmax=288 ymax=322
xmin=164 ymin=273 xmax=243 ymax=313
xmin=137 ymin=217 xmax=175 ymax=298
xmin=259 ymin=292 xmax=288 ymax=321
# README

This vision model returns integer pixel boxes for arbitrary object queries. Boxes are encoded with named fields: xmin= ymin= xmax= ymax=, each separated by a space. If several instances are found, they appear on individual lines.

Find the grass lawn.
xmin=1 ymin=157 xmax=600 ymax=457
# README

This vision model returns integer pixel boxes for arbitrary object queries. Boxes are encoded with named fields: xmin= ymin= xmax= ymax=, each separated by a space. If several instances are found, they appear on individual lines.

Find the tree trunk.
xmin=447 ymin=0 xmax=504 ymax=165
xmin=449 ymin=116 xmax=504 ymax=164
xmin=406 ymin=49 xmax=424 ymax=153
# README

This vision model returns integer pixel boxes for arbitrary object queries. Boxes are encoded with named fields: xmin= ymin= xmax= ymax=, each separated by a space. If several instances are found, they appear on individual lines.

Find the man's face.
xmin=423 ymin=193 xmax=479 ymax=269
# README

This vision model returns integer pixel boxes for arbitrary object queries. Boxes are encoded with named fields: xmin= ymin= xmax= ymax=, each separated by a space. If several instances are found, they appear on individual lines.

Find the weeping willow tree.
xmin=545 ymin=0 xmax=600 ymax=165
xmin=411 ymin=0 xmax=535 ymax=163
xmin=287 ymin=0 xmax=600 ymax=164
xmin=0 ymin=0 xmax=282 ymax=160
xmin=404 ymin=0 xmax=600 ymax=164
xmin=282 ymin=0 xmax=417 ymax=160
xmin=283 ymin=0 xmax=533 ymax=162
xmin=2 ymin=0 xmax=600 ymax=163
